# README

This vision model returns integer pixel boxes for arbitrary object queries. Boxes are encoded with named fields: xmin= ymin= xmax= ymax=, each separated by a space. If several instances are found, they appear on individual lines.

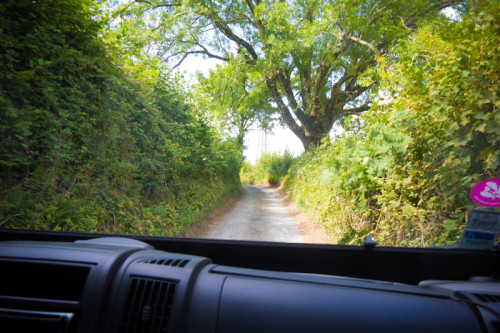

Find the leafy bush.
xmin=241 ymin=151 xmax=295 ymax=186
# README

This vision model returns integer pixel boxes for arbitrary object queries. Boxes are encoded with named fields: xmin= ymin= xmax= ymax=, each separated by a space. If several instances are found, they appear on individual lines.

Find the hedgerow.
xmin=283 ymin=1 xmax=499 ymax=246
xmin=240 ymin=151 xmax=294 ymax=186
xmin=0 ymin=0 xmax=241 ymax=235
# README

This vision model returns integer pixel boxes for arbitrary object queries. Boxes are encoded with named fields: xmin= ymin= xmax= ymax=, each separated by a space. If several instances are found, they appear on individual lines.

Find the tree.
xmin=195 ymin=60 xmax=276 ymax=149
xmin=117 ymin=0 xmax=458 ymax=151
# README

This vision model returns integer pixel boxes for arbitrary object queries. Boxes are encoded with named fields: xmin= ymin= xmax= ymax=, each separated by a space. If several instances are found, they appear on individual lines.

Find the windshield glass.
xmin=1 ymin=0 xmax=498 ymax=247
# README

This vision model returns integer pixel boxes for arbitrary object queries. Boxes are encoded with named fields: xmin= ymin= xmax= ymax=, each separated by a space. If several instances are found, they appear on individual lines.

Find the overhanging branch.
xmin=342 ymin=103 xmax=371 ymax=116
xmin=182 ymin=47 xmax=229 ymax=61
xmin=265 ymin=78 xmax=304 ymax=141
xmin=205 ymin=9 xmax=259 ymax=60
xmin=312 ymin=25 xmax=350 ymax=113
xmin=136 ymin=0 xmax=181 ymax=8
xmin=169 ymin=53 xmax=188 ymax=72
xmin=347 ymin=35 xmax=379 ymax=55
xmin=275 ymin=70 xmax=306 ymax=123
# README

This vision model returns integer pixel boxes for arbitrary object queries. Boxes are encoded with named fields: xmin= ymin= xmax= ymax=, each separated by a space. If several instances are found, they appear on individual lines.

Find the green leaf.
xmin=443 ymin=220 xmax=456 ymax=232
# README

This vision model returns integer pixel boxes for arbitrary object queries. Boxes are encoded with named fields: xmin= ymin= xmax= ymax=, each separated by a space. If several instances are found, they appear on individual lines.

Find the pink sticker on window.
xmin=470 ymin=178 xmax=500 ymax=207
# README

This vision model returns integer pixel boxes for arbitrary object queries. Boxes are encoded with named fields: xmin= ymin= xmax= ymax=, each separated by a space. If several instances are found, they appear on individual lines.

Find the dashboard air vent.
xmin=0 ymin=260 xmax=90 ymax=301
xmin=139 ymin=258 xmax=190 ymax=268
xmin=121 ymin=278 xmax=176 ymax=333
xmin=472 ymin=293 xmax=500 ymax=303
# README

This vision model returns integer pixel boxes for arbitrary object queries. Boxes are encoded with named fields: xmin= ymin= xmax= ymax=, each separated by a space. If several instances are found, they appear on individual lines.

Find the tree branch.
xmin=205 ymin=10 xmax=259 ymax=60
xmin=342 ymin=103 xmax=371 ymax=116
xmin=265 ymin=78 xmax=304 ymax=141
xmin=167 ymin=37 xmax=231 ymax=62
xmin=169 ymin=53 xmax=188 ymax=73
xmin=244 ymin=0 xmax=255 ymax=12
xmin=331 ymin=72 xmax=354 ymax=95
xmin=115 ymin=0 xmax=137 ymax=16
xmin=185 ymin=46 xmax=229 ymax=61
xmin=347 ymin=35 xmax=379 ymax=55
xmin=136 ymin=0 xmax=181 ymax=8
xmin=346 ymin=84 xmax=373 ymax=103
xmin=275 ymin=70 xmax=306 ymax=122
xmin=312 ymin=26 xmax=350 ymax=115
xmin=289 ymin=47 xmax=313 ymax=113
xmin=212 ymin=9 xmax=254 ymax=23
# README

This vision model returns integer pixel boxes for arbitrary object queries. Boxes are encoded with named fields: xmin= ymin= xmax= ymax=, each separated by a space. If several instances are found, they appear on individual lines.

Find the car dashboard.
xmin=0 ymin=237 xmax=499 ymax=333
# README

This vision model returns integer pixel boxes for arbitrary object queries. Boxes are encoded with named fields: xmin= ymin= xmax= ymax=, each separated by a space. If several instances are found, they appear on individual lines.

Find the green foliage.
xmin=194 ymin=60 xmax=277 ymax=149
xmin=241 ymin=151 xmax=294 ymax=186
xmin=283 ymin=0 xmax=500 ymax=247
xmin=116 ymin=0 xmax=447 ymax=151
xmin=0 ymin=0 xmax=241 ymax=235
xmin=284 ymin=123 xmax=408 ymax=246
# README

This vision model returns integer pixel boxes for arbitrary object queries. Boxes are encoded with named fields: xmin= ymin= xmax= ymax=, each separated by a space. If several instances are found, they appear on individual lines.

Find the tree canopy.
xmin=117 ymin=0 xmax=457 ymax=150
xmin=194 ymin=61 xmax=277 ymax=148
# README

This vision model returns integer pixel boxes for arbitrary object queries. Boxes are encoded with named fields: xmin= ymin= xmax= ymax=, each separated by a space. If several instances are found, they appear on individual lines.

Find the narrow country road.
xmin=209 ymin=186 xmax=304 ymax=243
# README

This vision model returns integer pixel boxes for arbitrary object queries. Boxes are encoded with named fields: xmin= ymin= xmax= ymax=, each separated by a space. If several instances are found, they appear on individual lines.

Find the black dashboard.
xmin=1 ymin=235 xmax=499 ymax=333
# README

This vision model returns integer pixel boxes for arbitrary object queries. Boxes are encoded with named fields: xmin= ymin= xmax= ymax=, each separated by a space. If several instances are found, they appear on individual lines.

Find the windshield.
xmin=1 ymin=0 xmax=498 ymax=247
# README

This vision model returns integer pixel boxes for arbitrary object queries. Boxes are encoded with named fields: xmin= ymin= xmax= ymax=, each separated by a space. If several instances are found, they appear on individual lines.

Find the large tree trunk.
xmin=302 ymin=133 xmax=329 ymax=151
xmin=266 ymin=74 xmax=367 ymax=152
xmin=302 ymin=134 xmax=326 ymax=151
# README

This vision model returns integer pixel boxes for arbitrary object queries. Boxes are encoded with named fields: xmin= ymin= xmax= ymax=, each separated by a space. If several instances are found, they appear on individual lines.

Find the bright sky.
xmin=244 ymin=126 xmax=304 ymax=163
xmin=176 ymin=56 xmax=305 ymax=164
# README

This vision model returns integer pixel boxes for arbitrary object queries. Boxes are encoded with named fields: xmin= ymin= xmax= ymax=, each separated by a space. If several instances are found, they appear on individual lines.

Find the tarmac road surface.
xmin=209 ymin=186 xmax=304 ymax=242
